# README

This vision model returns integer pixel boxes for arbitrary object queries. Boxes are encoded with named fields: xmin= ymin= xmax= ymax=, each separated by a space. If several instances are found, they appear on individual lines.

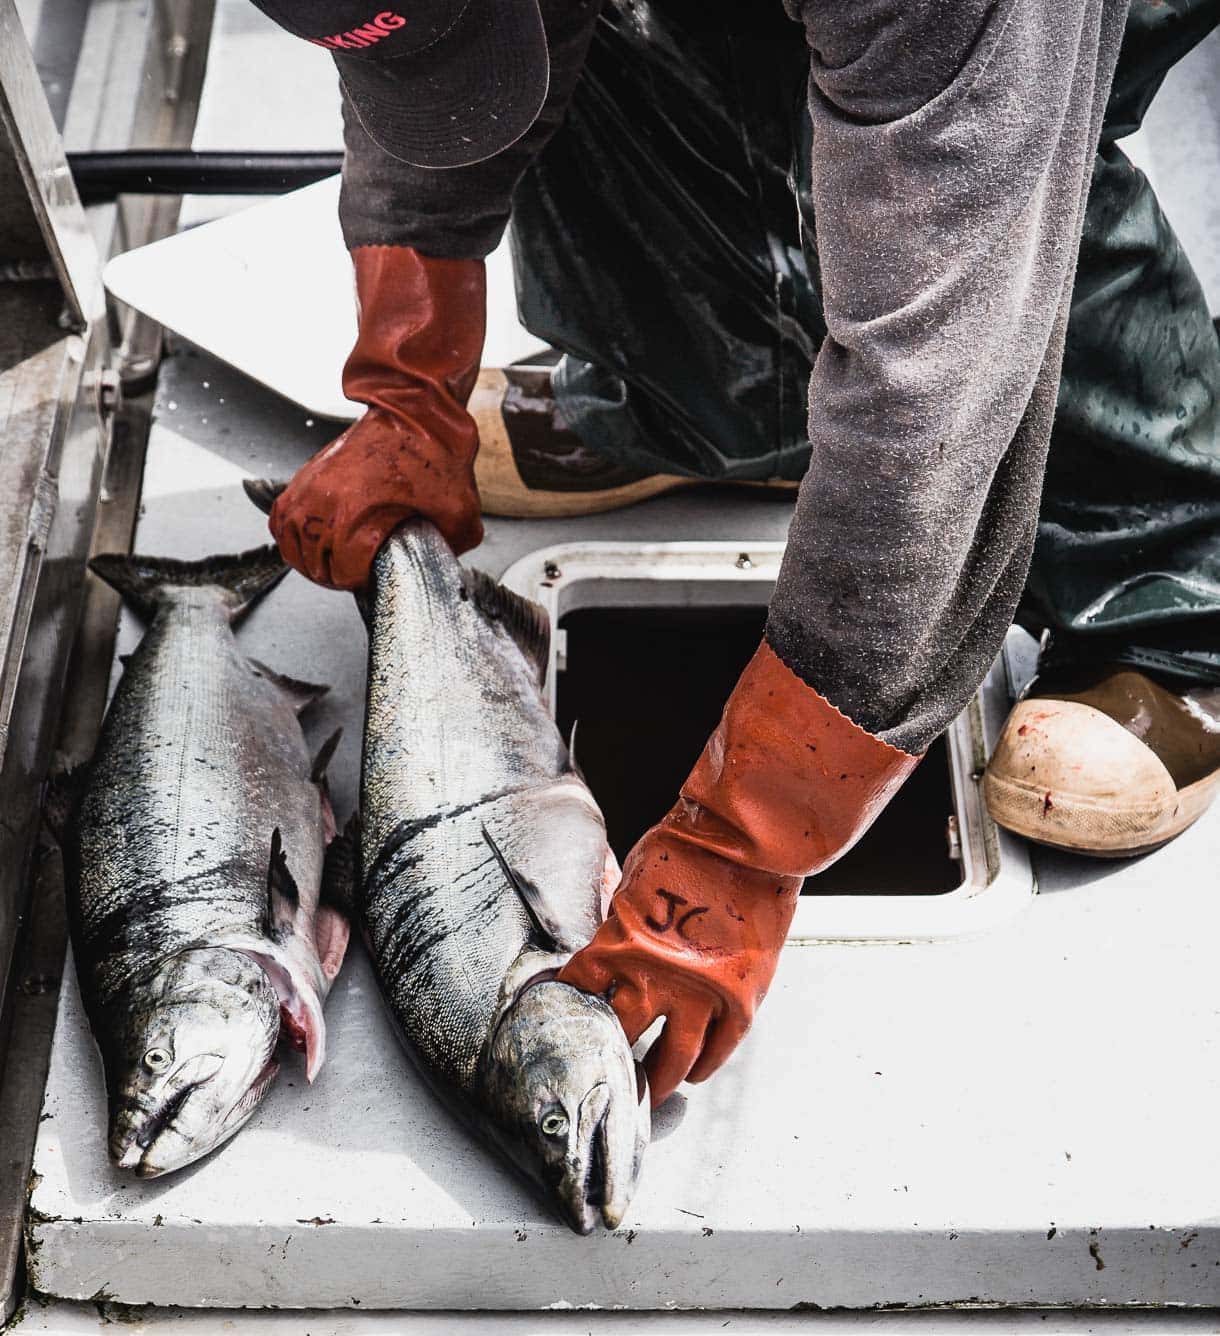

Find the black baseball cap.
xmin=249 ymin=0 xmax=550 ymax=169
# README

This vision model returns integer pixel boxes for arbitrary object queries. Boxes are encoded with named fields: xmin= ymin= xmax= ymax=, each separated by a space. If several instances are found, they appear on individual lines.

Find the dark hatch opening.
xmin=556 ymin=606 xmax=961 ymax=895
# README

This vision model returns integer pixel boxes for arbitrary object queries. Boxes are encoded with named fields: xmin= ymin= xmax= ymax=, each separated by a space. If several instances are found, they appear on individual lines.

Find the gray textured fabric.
xmin=765 ymin=0 xmax=1129 ymax=753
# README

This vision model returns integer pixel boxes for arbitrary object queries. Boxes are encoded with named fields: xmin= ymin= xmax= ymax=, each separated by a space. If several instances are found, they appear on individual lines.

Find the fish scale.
xmin=75 ymin=591 xmax=320 ymax=1006
xmin=361 ymin=537 xmax=557 ymax=1091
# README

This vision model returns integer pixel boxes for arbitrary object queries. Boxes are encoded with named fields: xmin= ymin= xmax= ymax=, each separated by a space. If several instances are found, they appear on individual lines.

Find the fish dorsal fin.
xmin=248 ymin=658 xmax=330 ymax=715
xmin=481 ymin=824 xmax=567 ymax=953
xmin=460 ymin=568 xmax=551 ymax=683
xmin=322 ymin=811 xmax=362 ymax=920
xmin=310 ymin=727 xmax=343 ymax=785
xmin=265 ymin=828 xmax=300 ymax=940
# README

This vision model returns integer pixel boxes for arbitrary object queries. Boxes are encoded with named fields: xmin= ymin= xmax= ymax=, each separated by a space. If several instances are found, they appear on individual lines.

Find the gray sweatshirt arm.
xmin=767 ymin=0 xmax=1127 ymax=754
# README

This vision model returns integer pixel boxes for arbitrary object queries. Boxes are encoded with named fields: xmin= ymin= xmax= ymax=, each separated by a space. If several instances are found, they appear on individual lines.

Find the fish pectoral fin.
xmin=460 ymin=568 xmax=551 ymax=683
xmin=481 ymin=824 xmax=568 ymax=953
xmin=314 ymin=905 xmax=350 ymax=983
xmin=321 ymin=812 xmax=361 ymax=920
xmin=601 ymin=847 xmax=623 ymax=917
xmin=247 ymin=659 xmax=330 ymax=715
xmin=265 ymin=828 xmax=301 ymax=938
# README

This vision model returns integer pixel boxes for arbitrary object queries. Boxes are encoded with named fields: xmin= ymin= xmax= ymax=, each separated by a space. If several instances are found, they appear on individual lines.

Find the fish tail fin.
xmin=242 ymin=478 xmax=286 ymax=516
xmin=460 ymin=568 xmax=551 ymax=682
xmin=88 ymin=546 xmax=288 ymax=622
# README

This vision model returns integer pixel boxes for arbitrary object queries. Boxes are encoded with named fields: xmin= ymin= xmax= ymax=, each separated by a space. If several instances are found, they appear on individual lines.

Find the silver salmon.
xmin=354 ymin=520 xmax=650 ymax=1234
xmin=63 ymin=548 xmax=349 ymax=1177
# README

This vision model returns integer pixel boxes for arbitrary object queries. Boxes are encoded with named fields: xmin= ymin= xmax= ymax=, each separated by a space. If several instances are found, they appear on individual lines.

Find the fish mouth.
xmin=111 ymin=1080 xmax=197 ymax=1174
xmin=110 ymin=1054 xmax=279 ymax=1177
xmin=581 ymin=1107 xmax=615 ymax=1232
xmin=111 ymin=1084 xmax=195 ymax=1170
xmin=561 ymin=1080 xmax=639 ymax=1235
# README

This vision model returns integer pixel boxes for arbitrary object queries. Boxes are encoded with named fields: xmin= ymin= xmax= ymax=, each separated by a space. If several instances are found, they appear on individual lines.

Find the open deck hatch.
xmin=555 ymin=603 xmax=961 ymax=896
xmin=502 ymin=539 xmax=1036 ymax=942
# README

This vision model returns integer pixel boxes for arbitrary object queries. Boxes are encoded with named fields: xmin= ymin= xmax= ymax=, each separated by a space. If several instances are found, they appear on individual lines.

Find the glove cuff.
xmin=670 ymin=639 xmax=921 ymax=878
xmin=344 ymin=245 xmax=488 ymax=414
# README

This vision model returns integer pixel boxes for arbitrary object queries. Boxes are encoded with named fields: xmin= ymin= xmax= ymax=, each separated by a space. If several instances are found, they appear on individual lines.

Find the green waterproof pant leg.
xmin=1015 ymin=0 xmax=1220 ymax=682
xmin=509 ymin=0 xmax=821 ymax=483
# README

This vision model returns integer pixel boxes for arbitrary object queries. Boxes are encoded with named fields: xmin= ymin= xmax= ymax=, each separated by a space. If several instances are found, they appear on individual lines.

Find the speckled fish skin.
xmin=67 ymin=548 xmax=348 ymax=1178
xmin=359 ymin=520 xmax=649 ymax=1234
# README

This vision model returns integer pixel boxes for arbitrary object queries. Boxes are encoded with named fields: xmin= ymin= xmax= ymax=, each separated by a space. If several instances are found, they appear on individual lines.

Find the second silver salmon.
xmin=355 ymin=520 xmax=649 ymax=1234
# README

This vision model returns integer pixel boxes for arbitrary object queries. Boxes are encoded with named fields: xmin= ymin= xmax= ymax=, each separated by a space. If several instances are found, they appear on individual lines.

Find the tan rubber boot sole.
xmin=470 ymin=369 xmax=797 ymax=519
xmin=984 ymin=697 xmax=1220 ymax=857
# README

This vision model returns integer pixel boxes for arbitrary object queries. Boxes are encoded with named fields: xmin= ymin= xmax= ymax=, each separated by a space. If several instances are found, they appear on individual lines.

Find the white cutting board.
xmin=103 ymin=175 xmax=545 ymax=422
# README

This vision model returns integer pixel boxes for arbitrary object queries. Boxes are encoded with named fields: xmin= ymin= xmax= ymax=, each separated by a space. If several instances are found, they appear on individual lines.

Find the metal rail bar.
xmin=68 ymin=149 xmax=341 ymax=202
xmin=0 ymin=0 xmax=111 ymax=1096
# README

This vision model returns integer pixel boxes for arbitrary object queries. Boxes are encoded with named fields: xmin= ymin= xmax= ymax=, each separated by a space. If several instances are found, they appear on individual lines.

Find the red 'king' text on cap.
xmin=310 ymin=10 xmax=407 ymax=50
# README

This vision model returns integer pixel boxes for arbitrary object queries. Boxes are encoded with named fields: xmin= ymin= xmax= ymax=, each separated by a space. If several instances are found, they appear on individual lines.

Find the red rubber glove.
xmin=269 ymin=246 xmax=486 ymax=590
xmin=559 ymin=641 xmax=920 ymax=1107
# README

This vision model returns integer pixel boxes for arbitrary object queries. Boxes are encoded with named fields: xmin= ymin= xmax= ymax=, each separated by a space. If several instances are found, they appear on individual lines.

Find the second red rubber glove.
xmin=559 ymin=641 xmax=920 ymax=1107
xmin=269 ymin=245 xmax=486 ymax=590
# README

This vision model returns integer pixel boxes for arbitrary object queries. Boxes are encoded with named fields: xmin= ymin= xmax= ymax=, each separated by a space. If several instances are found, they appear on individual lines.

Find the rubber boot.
xmin=986 ymin=666 xmax=1220 ymax=856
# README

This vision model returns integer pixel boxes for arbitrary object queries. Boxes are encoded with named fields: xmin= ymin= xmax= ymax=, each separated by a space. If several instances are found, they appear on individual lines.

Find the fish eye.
xmin=540 ymin=1109 xmax=568 ymax=1139
xmin=143 ymin=1047 xmax=172 ymax=1074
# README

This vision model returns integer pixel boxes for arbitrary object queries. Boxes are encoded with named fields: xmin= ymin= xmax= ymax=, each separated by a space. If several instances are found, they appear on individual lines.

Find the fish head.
xmin=103 ymin=947 xmax=281 ymax=1177
xmin=481 ymin=979 xmax=650 ymax=1234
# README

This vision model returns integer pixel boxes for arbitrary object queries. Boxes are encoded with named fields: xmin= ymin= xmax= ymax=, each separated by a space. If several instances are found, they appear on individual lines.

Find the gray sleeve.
xmin=338 ymin=0 xmax=601 ymax=259
xmin=766 ymin=0 xmax=1127 ymax=754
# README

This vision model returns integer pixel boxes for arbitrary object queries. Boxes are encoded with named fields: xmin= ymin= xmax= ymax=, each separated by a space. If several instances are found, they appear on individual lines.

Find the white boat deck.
xmin=15 ymin=0 xmax=1220 ymax=1327
xmin=25 ymin=268 xmax=1220 ymax=1314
